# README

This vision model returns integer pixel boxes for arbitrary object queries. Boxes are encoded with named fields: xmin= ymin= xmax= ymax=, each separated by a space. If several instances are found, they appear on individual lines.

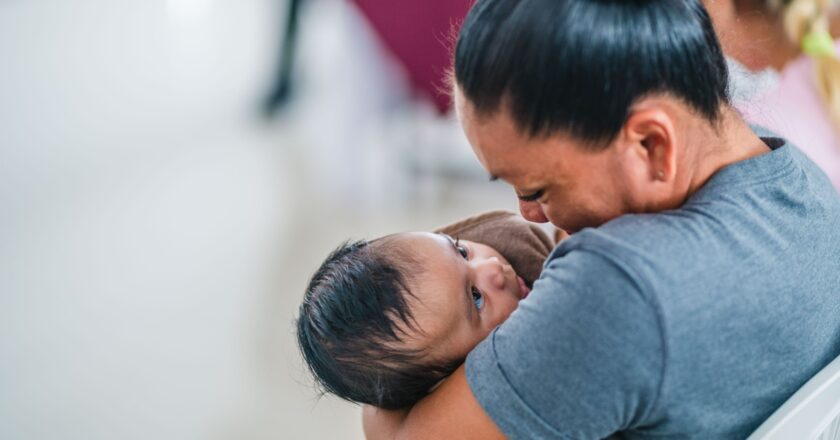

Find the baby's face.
xmin=395 ymin=232 xmax=530 ymax=362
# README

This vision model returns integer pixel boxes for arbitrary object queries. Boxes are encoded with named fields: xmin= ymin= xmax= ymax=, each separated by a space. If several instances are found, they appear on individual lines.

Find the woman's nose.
xmin=519 ymin=199 xmax=549 ymax=223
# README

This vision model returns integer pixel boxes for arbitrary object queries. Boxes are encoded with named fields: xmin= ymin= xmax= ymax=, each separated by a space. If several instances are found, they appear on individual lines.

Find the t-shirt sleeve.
xmin=465 ymin=246 xmax=665 ymax=439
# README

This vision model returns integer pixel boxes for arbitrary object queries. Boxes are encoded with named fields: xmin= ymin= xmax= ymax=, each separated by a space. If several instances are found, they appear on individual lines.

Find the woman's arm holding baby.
xmin=362 ymin=365 xmax=506 ymax=440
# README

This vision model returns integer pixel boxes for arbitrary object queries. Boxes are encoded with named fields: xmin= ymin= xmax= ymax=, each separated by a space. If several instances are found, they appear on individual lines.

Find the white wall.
xmin=0 ymin=1 xmax=513 ymax=439
xmin=0 ymin=1 xmax=296 ymax=439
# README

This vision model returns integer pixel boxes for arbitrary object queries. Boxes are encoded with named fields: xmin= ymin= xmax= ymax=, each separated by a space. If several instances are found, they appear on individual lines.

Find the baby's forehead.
xmin=391 ymin=231 xmax=441 ymax=242
xmin=380 ymin=231 xmax=458 ymax=293
xmin=380 ymin=231 xmax=451 ymax=254
xmin=382 ymin=232 xmax=469 ymax=352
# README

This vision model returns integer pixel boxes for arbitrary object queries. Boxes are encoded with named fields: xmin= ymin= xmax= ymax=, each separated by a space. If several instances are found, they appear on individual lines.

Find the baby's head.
xmin=296 ymin=231 xmax=530 ymax=409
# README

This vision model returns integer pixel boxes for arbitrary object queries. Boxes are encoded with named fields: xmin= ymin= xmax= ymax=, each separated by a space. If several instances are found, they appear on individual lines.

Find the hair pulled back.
xmin=454 ymin=0 xmax=731 ymax=147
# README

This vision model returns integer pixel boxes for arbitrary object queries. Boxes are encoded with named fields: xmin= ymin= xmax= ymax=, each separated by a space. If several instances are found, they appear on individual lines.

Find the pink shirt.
xmin=734 ymin=48 xmax=840 ymax=193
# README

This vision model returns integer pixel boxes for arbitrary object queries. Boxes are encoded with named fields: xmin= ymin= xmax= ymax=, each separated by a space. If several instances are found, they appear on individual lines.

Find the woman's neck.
xmin=683 ymin=107 xmax=769 ymax=197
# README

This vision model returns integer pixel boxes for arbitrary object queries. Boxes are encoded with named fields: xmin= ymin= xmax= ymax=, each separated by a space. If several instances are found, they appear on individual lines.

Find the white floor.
xmin=0 ymin=1 xmax=515 ymax=439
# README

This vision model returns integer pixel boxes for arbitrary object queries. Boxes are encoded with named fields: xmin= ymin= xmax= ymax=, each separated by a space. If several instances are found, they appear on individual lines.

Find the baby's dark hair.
xmin=296 ymin=236 xmax=463 ymax=409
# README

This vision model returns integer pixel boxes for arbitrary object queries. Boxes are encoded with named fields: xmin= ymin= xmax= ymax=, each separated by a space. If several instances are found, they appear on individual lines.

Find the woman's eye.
xmin=472 ymin=287 xmax=484 ymax=309
xmin=518 ymin=189 xmax=545 ymax=203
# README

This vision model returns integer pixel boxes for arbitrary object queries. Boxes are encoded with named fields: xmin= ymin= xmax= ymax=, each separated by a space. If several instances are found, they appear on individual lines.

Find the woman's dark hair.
xmin=296 ymin=238 xmax=462 ymax=410
xmin=454 ymin=0 xmax=730 ymax=146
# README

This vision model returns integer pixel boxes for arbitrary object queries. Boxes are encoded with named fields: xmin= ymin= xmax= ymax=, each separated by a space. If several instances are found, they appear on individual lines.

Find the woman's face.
xmin=454 ymin=88 xmax=641 ymax=233
xmin=395 ymin=232 xmax=529 ymax=362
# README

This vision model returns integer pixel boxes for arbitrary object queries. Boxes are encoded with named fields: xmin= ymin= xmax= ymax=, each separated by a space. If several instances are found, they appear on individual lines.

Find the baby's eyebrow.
xmin=436 ymin=232 xmax=461 ymax=257
xmin=436 ymin=232 xmax=454 ymax=245
xmin=436 ymin=233 xmax=475 ymax=316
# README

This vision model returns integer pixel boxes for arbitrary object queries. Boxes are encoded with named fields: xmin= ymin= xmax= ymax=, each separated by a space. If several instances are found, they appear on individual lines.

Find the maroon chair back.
xmin=353 ymin=0 xmax=474 ymax=113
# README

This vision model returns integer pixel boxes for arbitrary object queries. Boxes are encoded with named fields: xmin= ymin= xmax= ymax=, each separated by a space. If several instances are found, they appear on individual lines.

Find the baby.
xmin=296 ymin=211 xmax=555 ymax=409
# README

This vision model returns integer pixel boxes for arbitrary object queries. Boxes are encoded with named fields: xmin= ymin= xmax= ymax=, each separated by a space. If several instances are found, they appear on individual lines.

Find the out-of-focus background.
xmin=0 ymin=0 xmax=517 ymax=439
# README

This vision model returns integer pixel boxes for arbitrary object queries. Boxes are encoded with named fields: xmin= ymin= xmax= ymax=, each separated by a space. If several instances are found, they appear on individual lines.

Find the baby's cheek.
xmin=481 ymin=311 xmax=509 ymax=338
xmin=455 ymin=329 xmax=488 ymax=358
xmin=494 ymin=299 xmax=519 ymax=325
xmin=472 ymin=323 xmax=496 ymax=346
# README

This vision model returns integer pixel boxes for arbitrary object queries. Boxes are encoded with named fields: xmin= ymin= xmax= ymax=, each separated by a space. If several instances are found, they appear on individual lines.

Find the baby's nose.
xmin=477 ymin=258 xmax=507 ymax=289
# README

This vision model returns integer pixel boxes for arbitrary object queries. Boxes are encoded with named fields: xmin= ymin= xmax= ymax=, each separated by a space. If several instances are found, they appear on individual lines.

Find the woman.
xmin=363 ymin=1 xmax=840 ymax=439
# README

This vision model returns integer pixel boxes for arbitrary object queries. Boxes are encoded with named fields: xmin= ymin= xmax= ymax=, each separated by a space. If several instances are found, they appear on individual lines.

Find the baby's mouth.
xmin=516 ymin=276 xmax=531 ymax=299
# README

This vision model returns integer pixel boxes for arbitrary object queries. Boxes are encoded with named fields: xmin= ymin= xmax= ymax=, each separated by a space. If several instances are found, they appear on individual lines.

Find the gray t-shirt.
xmin=466 ymin=136 xmax=840 ymax=439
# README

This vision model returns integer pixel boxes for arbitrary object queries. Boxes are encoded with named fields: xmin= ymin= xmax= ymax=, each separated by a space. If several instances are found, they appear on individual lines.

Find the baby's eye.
xmin=454 ymin=238 xmax=469 ymax=259
xmin=472 ymin=287 xmax=484 ymax=309
xmin=457 ymin=244 xmax=469 ymax=259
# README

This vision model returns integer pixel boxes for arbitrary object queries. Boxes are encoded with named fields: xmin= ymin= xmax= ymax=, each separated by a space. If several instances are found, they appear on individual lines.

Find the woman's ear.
xmin=619 ymin=103 xmax=677 ymax=183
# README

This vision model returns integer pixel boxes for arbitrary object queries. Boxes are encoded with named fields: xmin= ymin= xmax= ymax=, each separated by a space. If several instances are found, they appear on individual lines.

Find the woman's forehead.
xmin=458 ymin=104 xmax=571 ymax=182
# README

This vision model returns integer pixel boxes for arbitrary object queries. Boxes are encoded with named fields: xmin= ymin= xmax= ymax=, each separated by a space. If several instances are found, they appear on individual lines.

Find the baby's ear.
xmin=433 ymin=210 xmax=554 ymax=287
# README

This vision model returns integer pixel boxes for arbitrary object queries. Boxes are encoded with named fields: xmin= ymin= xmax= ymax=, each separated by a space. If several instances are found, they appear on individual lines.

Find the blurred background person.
xmin=705 ymin=0 xmax=840 ymax=192
xmin=0 ymin=0 xmax=502 ymax=439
